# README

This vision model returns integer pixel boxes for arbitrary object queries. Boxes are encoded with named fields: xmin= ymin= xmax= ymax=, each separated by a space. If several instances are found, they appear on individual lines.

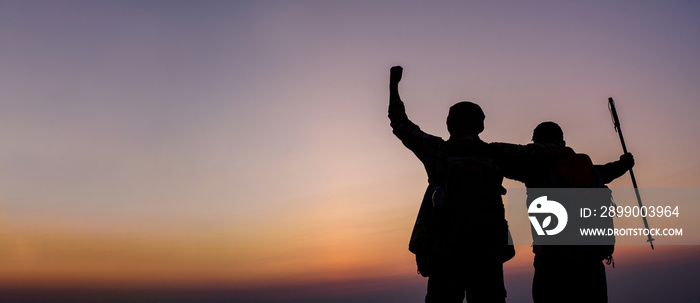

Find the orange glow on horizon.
xmin=0 ymin=206 xmax=415 ymax=289
xmin=1 ymin=215 xmax=698 ymax=291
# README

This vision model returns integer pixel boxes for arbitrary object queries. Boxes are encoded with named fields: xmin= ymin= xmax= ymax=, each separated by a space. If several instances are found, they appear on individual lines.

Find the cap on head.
xmin=446 ymin=101 xmax=485 ymax=135
xmin=532 ymin=121 xmax=564 ymax=145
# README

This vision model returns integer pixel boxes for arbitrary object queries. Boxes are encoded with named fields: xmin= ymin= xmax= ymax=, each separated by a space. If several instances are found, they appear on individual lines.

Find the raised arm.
xmin=388 ymin=66 xmax=409 ymax=122
xmin=388 ymin=66 xmax=442 ymax=161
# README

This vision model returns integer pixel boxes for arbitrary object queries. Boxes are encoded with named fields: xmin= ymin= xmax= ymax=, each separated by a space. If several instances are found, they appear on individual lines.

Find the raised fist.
xmin=390 ymin=66 xmax=403 ymax=84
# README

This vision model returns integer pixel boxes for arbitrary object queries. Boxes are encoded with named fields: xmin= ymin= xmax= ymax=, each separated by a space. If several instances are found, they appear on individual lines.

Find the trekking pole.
xmin=608 ymin=97 xmax=654 ymax=249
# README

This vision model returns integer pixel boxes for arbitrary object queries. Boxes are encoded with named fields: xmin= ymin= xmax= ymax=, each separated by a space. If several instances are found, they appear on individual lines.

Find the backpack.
xmin=546 ymin=153 xmax=615 ymax=264
xmin=553 ymin=153 xmax=599 ymax=188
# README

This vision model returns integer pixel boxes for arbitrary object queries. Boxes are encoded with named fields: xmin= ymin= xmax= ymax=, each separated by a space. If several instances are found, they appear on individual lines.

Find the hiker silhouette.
xmin=389 ymin=66 xmax=511 ymax=302
xmin=496 ymin=121 xmax=634 ymax=303
xmin=388 ymin=66 xmax=636 ymax=303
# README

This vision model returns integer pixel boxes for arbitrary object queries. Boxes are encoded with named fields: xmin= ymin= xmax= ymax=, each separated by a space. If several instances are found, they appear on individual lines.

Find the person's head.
xmin=532 ymin=121 xmax=565 ymax=146
xmin=446 ymin=101 xmax=485 ymax=136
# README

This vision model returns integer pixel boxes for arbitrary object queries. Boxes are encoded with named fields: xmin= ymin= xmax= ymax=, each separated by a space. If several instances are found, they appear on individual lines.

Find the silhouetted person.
xmin=389 ymin=66 xmax=513 ymax=303
xmin=499 ymin=121 xmax=634 ymax=303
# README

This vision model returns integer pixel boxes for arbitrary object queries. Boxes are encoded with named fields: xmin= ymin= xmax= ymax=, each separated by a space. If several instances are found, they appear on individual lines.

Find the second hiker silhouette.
xmin=499 ymin=121 xmax=634 ymax=303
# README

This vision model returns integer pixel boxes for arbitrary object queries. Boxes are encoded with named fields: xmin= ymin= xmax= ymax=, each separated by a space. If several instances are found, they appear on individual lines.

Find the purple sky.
xmin=1 ymin=1 xmax=699 ymax=302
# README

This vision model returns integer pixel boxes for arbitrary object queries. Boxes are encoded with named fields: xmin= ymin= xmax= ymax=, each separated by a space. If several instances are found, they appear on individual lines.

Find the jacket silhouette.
xmin=389 ymin=66 xmax=509 ymax=303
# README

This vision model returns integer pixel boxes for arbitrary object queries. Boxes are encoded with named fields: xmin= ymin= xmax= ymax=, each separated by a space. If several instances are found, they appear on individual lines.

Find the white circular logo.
xmin=528 ymin=196 xmax=568 ymax=236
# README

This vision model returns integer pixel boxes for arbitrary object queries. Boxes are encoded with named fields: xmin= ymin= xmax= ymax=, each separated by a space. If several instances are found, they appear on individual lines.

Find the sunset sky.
xmin=1 ymin=1 xmax=699 ymax=302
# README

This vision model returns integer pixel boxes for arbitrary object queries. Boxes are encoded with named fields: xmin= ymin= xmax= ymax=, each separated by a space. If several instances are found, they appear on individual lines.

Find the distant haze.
xmin=1 ymin=1 xmax=699 ymax=302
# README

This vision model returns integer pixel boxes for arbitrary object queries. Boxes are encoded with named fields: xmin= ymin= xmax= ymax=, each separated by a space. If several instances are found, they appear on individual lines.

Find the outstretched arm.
xmin=489 ymin=142 xmax=572 ymax=182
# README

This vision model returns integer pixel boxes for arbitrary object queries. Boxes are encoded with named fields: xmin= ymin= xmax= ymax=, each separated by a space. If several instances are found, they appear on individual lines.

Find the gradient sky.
xmin=1 ymin=1 xmax=699 ymax=302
